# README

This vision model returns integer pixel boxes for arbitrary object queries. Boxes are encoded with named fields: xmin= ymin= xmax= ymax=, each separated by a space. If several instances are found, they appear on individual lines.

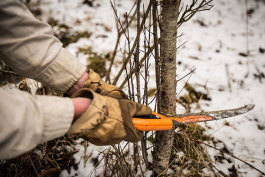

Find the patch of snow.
xmin=178 ymin=0 xmax=265 ymax=175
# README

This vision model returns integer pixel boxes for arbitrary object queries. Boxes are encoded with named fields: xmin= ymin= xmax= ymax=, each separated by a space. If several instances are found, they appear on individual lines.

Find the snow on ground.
xmin=177 ymin=0 xmax=265 ymax=176
xmin=33 ymin=0 xmax=265 ymax=176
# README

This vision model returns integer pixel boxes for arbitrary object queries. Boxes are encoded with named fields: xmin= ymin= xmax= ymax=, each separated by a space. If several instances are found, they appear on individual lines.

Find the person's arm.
xmin=0 ymin=88 xmax=92 ymax=159
xmin=0 ymin=88 xmax=73 ymax=159
xmin=0 ymin=0 xmax=86 ymax=93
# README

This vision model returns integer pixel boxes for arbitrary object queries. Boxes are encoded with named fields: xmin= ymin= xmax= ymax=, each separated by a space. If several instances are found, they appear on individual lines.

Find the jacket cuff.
xmin=35 ymin=48 xmax=87 ymax=94
xmin=38 ymin=95 xmax=74 ymax=142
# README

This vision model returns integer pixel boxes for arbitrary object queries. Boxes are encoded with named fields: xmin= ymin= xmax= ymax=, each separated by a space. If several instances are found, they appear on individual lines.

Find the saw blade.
xmin=170 ymin=104 xmax=255 ymax=124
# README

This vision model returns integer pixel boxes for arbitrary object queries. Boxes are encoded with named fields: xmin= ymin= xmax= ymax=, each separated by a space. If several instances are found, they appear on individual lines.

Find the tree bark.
xmin=153 ymin=0 xmax=180 ymax=175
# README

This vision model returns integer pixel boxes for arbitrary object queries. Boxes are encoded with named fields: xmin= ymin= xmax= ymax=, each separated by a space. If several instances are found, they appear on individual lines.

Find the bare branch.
xmin=105 ymin=1 xmax=137 ymax=83
xmin=120 ymin=44 xmax=155 ymax=88
xmin=178 ymin=0 xmax=213 ymax=28
xmin=112 ymin=2 xmax=152 ymax=85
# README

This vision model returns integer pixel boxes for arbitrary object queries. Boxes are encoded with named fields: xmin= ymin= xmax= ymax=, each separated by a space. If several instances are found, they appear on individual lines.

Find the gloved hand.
xmin=68 ymin=88 xmax=152 ymax=145
xmin=84 ymin=69 xmax=128 ymax=99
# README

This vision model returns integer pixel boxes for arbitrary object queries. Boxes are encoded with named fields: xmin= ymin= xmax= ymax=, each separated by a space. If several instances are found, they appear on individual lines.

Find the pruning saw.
xmin=132 ymin=104 xmax=255 ymax=131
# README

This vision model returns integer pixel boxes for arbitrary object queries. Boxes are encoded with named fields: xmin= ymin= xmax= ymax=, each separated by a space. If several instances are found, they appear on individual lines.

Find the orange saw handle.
xmin=132 ymin=112 xmax=173 ymax=131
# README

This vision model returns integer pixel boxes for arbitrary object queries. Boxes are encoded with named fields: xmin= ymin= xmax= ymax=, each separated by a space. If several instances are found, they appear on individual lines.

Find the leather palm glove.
xmin=84 ymin=69 xmax=128 ymax=99
xmin=68 ymin=88 xmax=152 ymax=145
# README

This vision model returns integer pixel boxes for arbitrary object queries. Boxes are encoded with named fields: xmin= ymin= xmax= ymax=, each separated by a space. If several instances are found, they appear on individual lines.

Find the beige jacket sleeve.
xmin=0 ymin=0 xmax=86 ymax=159
xmin=0 ymin=0 xmax=87 ymax=93
xmin=0 ymin=88 xmax=74 ymax=159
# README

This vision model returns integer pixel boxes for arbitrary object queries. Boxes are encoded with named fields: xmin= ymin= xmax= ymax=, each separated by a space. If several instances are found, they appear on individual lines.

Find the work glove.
xmin=68 ymin=88 xmax=152 ymax=145
xmin=84 ymin=69 xmax=128 ymax=99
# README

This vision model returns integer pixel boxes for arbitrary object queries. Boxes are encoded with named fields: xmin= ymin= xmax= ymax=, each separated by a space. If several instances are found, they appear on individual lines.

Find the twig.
xmin=152 ymin=0 xmax=161 ymax=113
xmin=157 ymin=156 xmax=177 ymax=177
xmin=119 ymin=44 xmax=155 ymax=88
xmin=197 ymin=140 xmax=265 ymax=176
xmin=176 ymin=68 xmax=195 ymax=98
xmin=140 ymin=5 xmax=152 ymax=168
xmin=135 ymin=0 xmax=141 ymax=103
xmin=200 ymin=145 xmax=222 ymax=177
xmin=105 ymin=1 xmax=137 ymax=83
xmin=124 ymin=13 xmax=133 ymax=100
xmin=178 ymin=0 xmax=213 ymax=28
xmin=29 ymin=156 xmax=39 ymax=176
xmin=83 ymin=140 xmax=89 ymax=168
xmin=142 ymin=3 xmax=152 ymax=106
xmin=177 ymin=68 xmax=196 ymax=82
xmin=112 ymin=144 xmax=133 ymax=176
xmin=225 ymin=64 xmax=232 ymax=92
xmin=177 ymin=40 xmax=187 ymax=50
xmin=40 ymin=168 xmax=60 ymax=177
xmin=110 ymin=1 xmax=130 ymax=42
xmin=112 ymin=2 xmax=152 ymax=85
xmin=0 ymin=69 xmax=20 ymax=75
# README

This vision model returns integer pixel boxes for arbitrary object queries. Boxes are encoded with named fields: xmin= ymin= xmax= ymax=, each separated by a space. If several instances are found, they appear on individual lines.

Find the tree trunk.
xmin=153 ymin=0 xmax=180 ymax=175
